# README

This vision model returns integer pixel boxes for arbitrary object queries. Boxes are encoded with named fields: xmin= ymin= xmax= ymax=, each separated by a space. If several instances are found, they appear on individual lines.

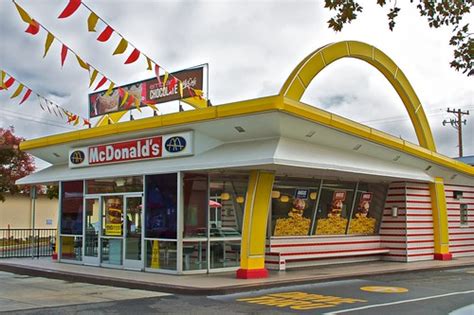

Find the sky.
xmin=0 ymin=0 xmax=473 ymax=170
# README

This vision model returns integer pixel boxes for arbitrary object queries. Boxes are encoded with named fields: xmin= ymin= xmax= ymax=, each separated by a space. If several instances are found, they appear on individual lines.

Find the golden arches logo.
xmin=279 ymin=40 xmax=436 ymax=152
xmin=70 ymin=150 xmax=85 ymax=164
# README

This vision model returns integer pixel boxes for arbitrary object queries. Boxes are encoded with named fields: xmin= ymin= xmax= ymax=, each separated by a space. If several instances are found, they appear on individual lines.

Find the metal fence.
xmin=0 ymin=229 xmax=56 ymax=258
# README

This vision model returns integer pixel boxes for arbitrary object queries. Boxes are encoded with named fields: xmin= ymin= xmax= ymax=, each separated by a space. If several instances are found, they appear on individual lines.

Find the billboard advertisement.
xmin=89 ymin=67 xmax=204 ymax=118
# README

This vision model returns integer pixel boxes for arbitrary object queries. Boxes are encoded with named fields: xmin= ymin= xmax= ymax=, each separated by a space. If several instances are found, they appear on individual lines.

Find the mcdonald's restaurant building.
xmin=17 ymin=41 xmax=474 ymax=279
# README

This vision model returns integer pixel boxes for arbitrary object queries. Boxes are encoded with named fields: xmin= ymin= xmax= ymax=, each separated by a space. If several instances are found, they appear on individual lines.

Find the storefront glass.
xmin=86 ymin=176 xmax=143 ymax=194
xmin=347 ymin=183 xmax=388 ymax=234
xmin=314 ymin=181 xmax=356 ymax=235
xmin=61 ymin=181 xmax=84 ymax=235
xmin=183 ymin=174 xmax=208 ymax=238
xmin=60 ymin=236 xmax=82 ymax=261
xmin=145 ymin=174 xmax=177 ymax=239
xmin=145 ymin=240 xmax=177 ymax=270
xmin=270 ymin=177 xmax=388 ymax=237
xmin=271 ymin=177 xmax=320 ymax=236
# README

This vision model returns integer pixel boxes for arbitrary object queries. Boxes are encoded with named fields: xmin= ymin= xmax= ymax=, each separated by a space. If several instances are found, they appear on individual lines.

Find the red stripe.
xmin=449 ymin=243 xmax=474 ymax=248
xmin=380 ymin=233 xmax=434 ymax=237
xmin=405 ymin=187 xmax=430 ymax=191
xmin=449 ymin=238 xmax=474 ymax=242
xmin=267 ymin=240 xmax=381 ymax=248
xmin=266 ymin=252 xmax=387 ymax=264
xmin=449 ymin=232 xmax=474 ymax=235
xmin=382 ymin=240 xmax=433 ymax=244
xmin=387 ymin=253 xmax=433 ymax=257
xmin=451 ymin=249 xmax=474 ymax=254
xmin=407 ymin=246 xmax=434 ymax=250
xmin=270 ymin=247 xmax=388 ymax=257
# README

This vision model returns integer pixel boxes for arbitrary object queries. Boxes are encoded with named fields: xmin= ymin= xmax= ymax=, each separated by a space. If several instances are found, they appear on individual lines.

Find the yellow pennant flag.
xmin=43 ymin=33 xmax=55 ymax=58
xmin=146 ymin=57 xmax=152 ymax=70
xmin=89 ymin=69 xmax=98 ymax=87
xmin=1 ymin=71 xmax=6 ymax=89
xmin=73 ymin=116 xmax=80 ymax=126
xmin=178 ymin=81 xmax=183 ymax=98
xmin=145 ymin=103 xmax=158 ymax=112
xmin=193 ymin=89 xmax=204 ymax=99
xmin=112 ymin=38 xmax=128 ymax=55
xmin=120 ymin=91 xmax=129 ymax=106
xmin=134 ymin=98 xmax=142 ymax=112
xmin=105 ymin=82 xmax=115 ymax=96
xmin=87 ymin=12 xmax=99 ymax=32
xmin=76 ymin=55 xmax=90 ymax=71
xmin=163 ymin=71 xmax=169 ymax=86
xmin=14 ymin=2 xmax=32 ymax=24
xmin=10 ymin=84 xmax=24 ymax=99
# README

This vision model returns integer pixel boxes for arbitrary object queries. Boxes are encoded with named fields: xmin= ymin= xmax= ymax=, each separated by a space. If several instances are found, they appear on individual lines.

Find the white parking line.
xmin=324 ymin=290 xmax=474 ymax=314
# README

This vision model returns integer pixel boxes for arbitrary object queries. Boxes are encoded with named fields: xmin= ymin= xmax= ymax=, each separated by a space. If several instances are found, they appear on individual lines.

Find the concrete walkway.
xmin=0 ymin=257 xmax=473 ymax=295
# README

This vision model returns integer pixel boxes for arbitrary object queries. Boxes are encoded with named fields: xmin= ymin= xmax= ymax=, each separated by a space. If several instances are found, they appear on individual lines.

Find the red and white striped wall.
xmin=445 ymin=184 xmax=474 ymax=257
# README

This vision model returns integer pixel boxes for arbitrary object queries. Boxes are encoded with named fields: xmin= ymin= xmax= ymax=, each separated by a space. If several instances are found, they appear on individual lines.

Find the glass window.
xmin=182 ymin=240 xmax=208 ymax=271
xmin=314 ymin=181 xmax=356 ymax=235
xmin=145 ymin=174 xmax=177 ymax=239
xmin=145 ymin=240 xmax=176 ymax=270
xmin=271 ymin=177 xmax=320 ymax=236
xmin=347 ymin=183 xmax=388 ymax=235
xmin=86 ymin=176 xmax=143 ymax=194
xmin=209 ymin=174 xmax=248 ymax=237
xmin=101 ymin=238 xmax=122 ymax=265
xmin=60 ymin=236 xmax=82 ymax=261
xmin=183 ymin=174 xmax=209 ymax=238
xmin=460 ymin=204 xmax=469 ymax=226
xmin=60 ymin=181 xmax=84 ymax=235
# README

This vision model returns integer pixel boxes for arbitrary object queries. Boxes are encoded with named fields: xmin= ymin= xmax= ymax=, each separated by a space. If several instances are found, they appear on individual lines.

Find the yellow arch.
xmin=275 ymin=40 xmax=451 ymax=262
xmin=279 ymin=41 xmax=436 ymax=151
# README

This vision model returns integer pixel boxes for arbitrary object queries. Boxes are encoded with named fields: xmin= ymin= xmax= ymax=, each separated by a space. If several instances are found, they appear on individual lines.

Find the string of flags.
xmin=9 ymin=0 xmax=206 ymax=128
xmin=13 ymin=1 xmax=158 ymax=114
xmin=56 ymin=0 xmax=205 ymax=100
xmin=0 ymin=69 xmax=91 ymax=127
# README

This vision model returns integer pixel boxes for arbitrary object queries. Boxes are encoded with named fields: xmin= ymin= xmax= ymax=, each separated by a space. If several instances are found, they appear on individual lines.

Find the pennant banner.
xmin=94 ymin=76 xmax=108 ymax=91
xmin=25 ymin=20 xmax=40 ymax=35
xmin=97 ymin=25 xmax=114 ymax=42
xmin=113 ymin=38 xmax=128 ymax=55
xmin=10 ymin=84 xmax=24 ymax=99
xmin=14 ymin=2 xmax=32 ymax=24
xmin=89 ymin=69 xmax=98 ymax=87
xmin=124 ymin=48 xmax=140 ymax=64
xmin=58 ymin=0 xmax=82 ymax=19
xmin=43 ymin=32 xmax=55 ymax=58
xmin=76 ymin=55 xmax=90 ymax=70
xmin=87 ymin=12 xmax=99 ymax=32
xmin=61 ymin=44 xmax=68 ymax=66
xmin=19 ymin=89 xmax=32 ymax=105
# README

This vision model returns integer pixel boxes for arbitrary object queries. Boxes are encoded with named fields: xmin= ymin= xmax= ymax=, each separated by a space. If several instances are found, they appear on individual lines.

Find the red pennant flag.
xmin=154 ymin=64 xmax=162 ymax=86
xmin=58 ymin=0 xmax=82 ymax=19
xmin=125 ymin=94 xmax=134 ymax=109
xmin=83 ymin=118 xmax=91 ymax=127
xmin=118 ymin=88 xmax=125 ymax=98
xmin=168 ymin=77 xmax=177 ymax=93
xmin=124 ymin=48 xmax=140 ymax=64
xmin=61 ymin=44 xmax=68 ymax=66
xmin=25 ymin=20 xmax=40 ymax=35
xmin=3 ymin=77 xmax=16 ymax=89
xmin=97 ymin=26 xmax=114 ymax=42
xmin=19 ymin=89 xmax=32 ymax=105
xmin=94 ymin=76 xmax=108 ymax=91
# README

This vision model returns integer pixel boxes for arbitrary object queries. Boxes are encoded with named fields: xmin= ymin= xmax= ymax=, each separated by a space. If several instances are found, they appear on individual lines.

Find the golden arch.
xmin=279 ymin=40 xmax=437 ymax=151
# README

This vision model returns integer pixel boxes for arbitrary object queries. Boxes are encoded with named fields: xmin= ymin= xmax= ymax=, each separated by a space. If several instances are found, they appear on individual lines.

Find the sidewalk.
xmin=0 ymin=257 xmax=473 ymax=295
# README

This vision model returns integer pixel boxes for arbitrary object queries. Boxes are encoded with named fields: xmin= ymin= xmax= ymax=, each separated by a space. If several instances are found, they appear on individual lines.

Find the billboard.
xmin=89 ymin=67 xmax=204 ymax=118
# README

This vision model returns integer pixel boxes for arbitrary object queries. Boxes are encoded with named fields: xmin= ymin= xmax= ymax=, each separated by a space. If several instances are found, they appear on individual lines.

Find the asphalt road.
xmin=1 ymin=267 xmax=474 ymax=314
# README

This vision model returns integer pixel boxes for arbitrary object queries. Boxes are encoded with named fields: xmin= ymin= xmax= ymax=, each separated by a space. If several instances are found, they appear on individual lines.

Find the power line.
xmin=1 ymin=109 xmax=76 ymax=130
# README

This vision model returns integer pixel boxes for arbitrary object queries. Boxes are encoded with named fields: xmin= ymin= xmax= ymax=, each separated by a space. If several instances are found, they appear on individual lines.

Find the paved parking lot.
xmin=0 ymin=271 xmax=170 ymax=313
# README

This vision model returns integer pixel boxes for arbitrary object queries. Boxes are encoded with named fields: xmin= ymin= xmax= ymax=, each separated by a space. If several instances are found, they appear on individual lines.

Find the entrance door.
xmin=83 ymin=197 xmax=100 ymax=265
xmin=101 ymin=196 xmax=124 ymax=267
xmin=123 ymin=195 xmax=143 ymax=270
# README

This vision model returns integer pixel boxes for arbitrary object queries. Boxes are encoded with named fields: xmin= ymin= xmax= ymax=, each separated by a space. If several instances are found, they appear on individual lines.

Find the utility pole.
xmin=442 ymin=108 xmax=470 ymax=157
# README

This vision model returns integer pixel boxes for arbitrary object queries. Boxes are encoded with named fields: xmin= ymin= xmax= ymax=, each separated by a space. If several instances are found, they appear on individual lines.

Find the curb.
xmin=0 ymin=261 xmax=473 ymax=296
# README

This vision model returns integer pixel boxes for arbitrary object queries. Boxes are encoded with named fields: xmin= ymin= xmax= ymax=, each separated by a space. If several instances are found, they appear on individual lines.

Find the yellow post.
xmin=237 ymin=170 xmax=275 ymax=279
xmin=429 ymin=177 xmax=452 ymax=260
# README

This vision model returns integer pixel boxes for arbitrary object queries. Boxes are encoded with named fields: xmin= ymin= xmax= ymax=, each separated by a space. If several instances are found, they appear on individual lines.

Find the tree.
xmin=324 ymin=0 xmax=473 ymax=76
xmin=0 ymin=126 xmax=35 ymax=202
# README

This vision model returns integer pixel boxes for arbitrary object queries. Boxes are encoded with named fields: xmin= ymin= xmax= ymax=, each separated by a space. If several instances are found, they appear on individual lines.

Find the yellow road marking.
xmin=360 ymin=286 xmax=408 ymax=293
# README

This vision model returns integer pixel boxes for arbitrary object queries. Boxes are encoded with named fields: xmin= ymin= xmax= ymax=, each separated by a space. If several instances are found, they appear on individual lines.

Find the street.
xmin=1 ymin=267 xmax=474 ymax=314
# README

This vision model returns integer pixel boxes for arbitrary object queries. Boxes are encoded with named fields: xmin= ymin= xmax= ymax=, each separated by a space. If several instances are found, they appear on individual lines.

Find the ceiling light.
xmin=393 ymin=155 xmax=400 ymax=161
xmin=53 ymin=153 xmax=60 ymax=157
xmin=353 ymin=144 xmax=362 ymax=151
xmin=305 ymin=131 xmax=316 ymax=138
xmin=234 ymin=126 xmax=245 ymax=133
xmin=425 ymin=165 xmax=432 ymax=171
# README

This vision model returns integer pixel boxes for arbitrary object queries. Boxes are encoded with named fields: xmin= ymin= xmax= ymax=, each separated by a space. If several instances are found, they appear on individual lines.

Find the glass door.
xmin=124 ymin=195 xmax=143 ymax=270
xmin=83 ymin=197 xmax=100 ymax=265
xmin=101 ymin=196 xmax=124 ymax=267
